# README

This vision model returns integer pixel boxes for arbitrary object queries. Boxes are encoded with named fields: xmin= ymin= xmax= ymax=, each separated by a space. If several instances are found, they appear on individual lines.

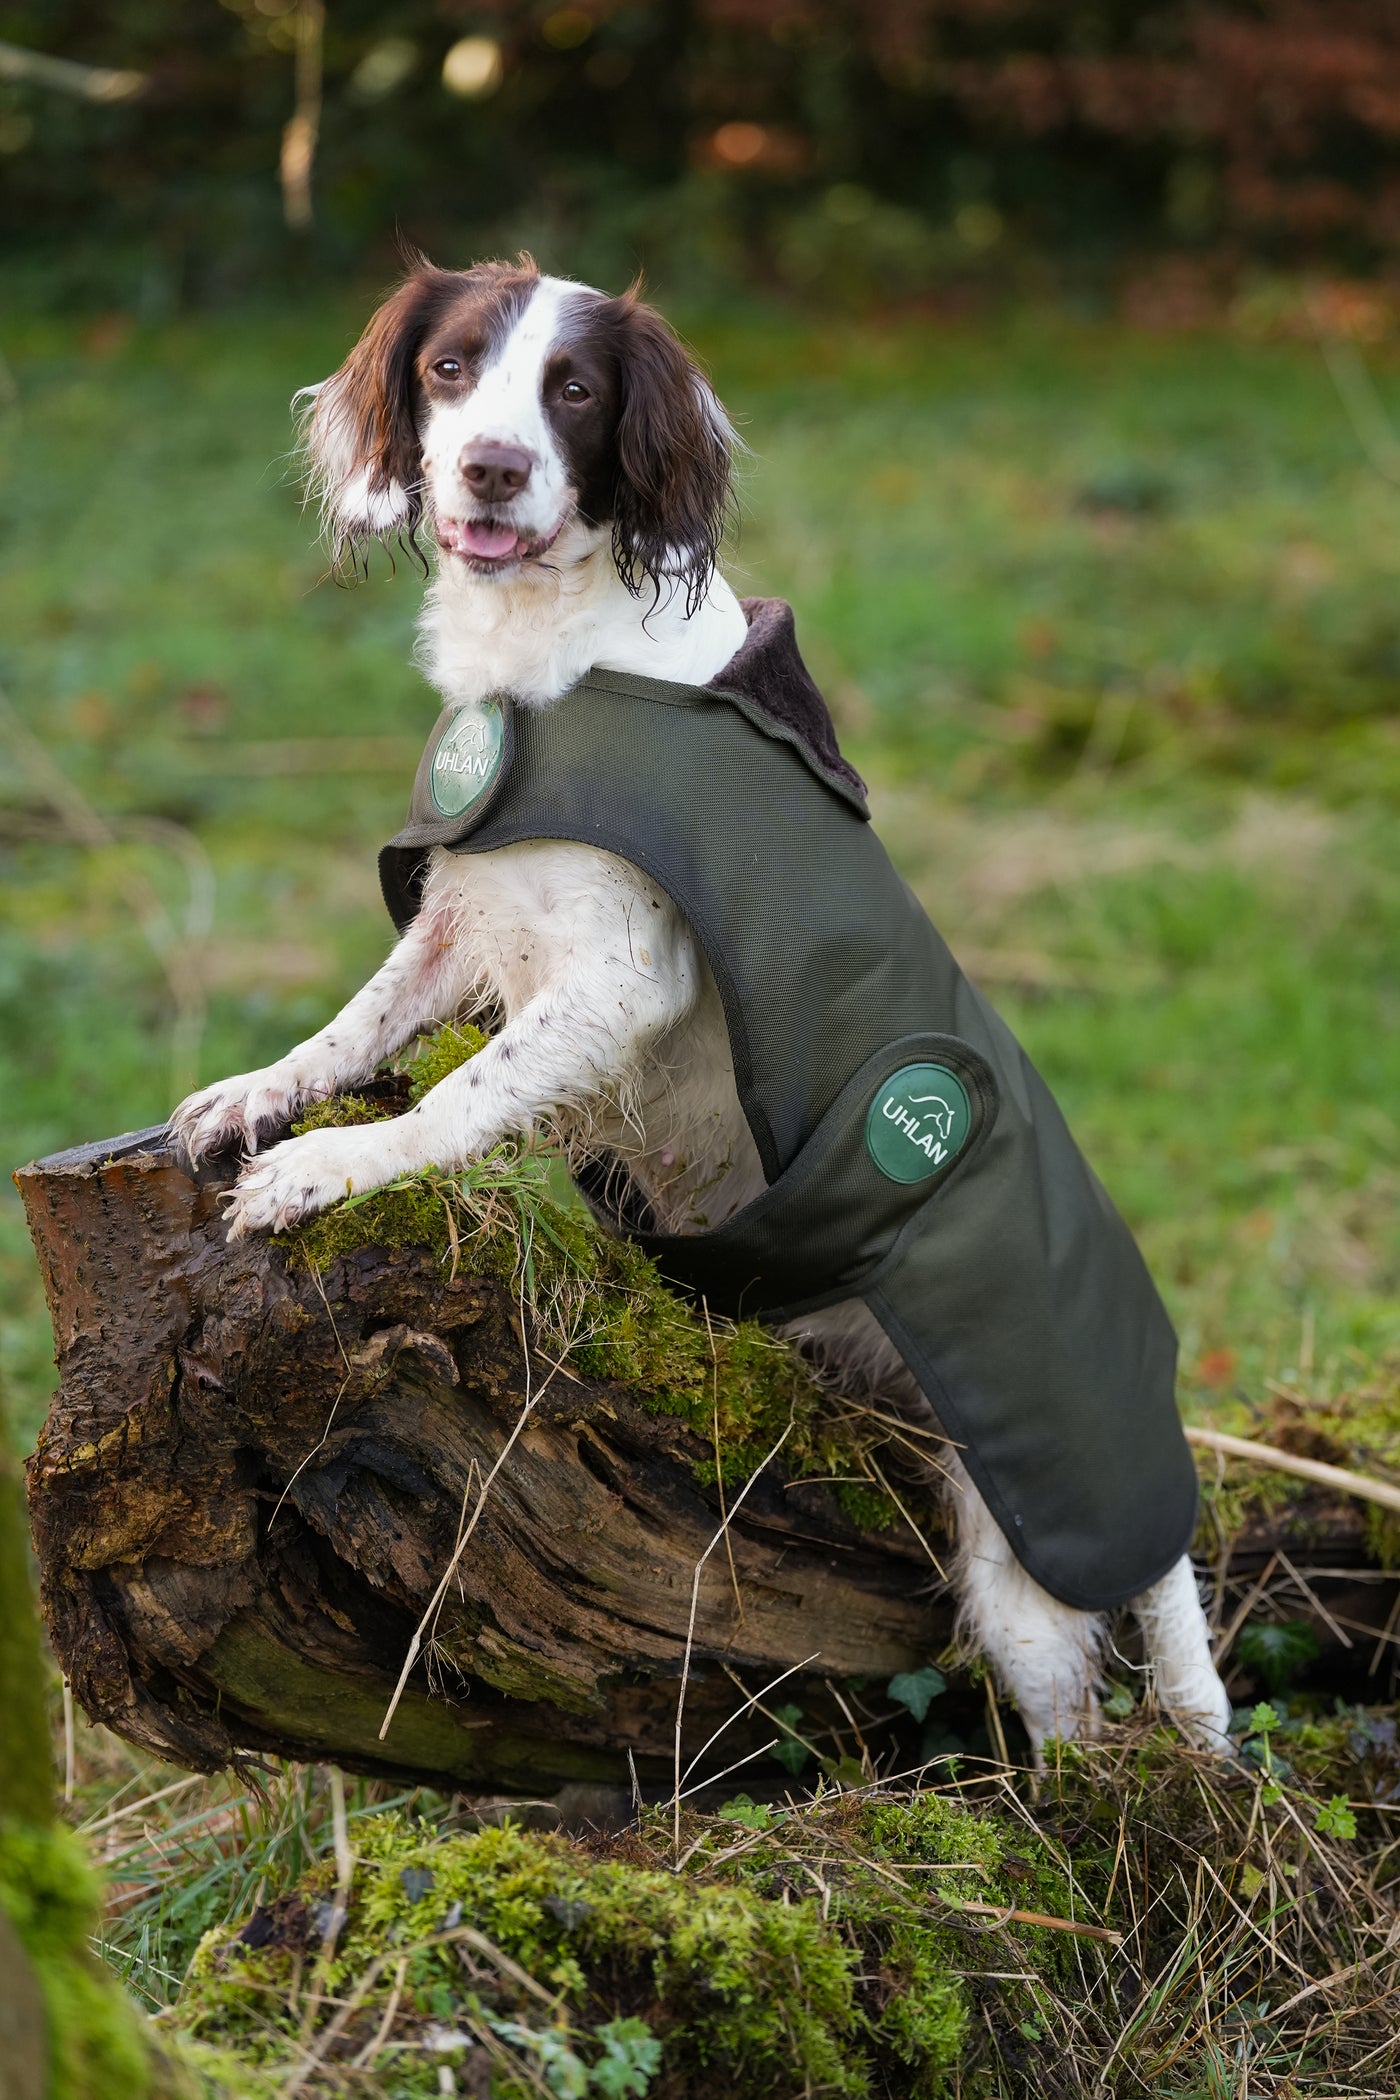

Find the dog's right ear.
xmin=301 ymin=263 xmax=453 ymax=556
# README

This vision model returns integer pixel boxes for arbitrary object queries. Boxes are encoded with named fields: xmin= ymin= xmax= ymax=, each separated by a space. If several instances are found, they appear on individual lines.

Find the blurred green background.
xmin=3 ymin=1 xmax=1400 ymax=1455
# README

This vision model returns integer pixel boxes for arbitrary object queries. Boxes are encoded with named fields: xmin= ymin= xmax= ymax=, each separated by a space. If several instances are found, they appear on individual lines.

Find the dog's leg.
xmin=789 ymin=1299 xmax=1108 ymax=1758
xmin=953 ymin=1470 xmax=1232 ymax=1756
xmin=172 ymin=905 xmax=472 ymax=1163
xmin=223 ymin=951 xmax=689 ymax=1237
xmin=945 ymin=1453 xmax=1107 ymax=1760
xmin=1131 ymin=1556 xmax=1233 ymax=1750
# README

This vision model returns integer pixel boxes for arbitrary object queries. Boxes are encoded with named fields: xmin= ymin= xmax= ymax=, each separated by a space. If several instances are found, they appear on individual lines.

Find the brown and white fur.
xmin=171 ymin=258 xmax=1231 ymax=1759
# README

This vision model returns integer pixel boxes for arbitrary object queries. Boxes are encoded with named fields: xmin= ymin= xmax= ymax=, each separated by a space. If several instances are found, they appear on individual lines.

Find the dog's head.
xmin=304 ymin=255 xmax=735 ymax=612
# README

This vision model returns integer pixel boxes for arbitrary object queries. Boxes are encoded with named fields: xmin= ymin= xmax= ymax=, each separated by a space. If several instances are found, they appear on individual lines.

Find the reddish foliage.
xmin=690 ymin=0 xmax=1400 ymax=257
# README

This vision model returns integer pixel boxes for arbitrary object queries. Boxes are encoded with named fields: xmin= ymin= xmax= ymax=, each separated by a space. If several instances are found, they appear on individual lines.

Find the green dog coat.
xmin=381 ymin=599 xmax=1198 ymax=1612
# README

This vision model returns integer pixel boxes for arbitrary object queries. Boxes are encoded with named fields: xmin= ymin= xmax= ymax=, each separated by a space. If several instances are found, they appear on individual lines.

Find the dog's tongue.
xmin=456 ymin=519 xmax=519 ymax=559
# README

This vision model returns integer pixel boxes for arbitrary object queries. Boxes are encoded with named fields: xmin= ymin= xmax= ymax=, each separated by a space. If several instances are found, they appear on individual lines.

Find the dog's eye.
xmin=560 ymin=380 xmax=591 ymax=404
xmin=433 ymin=358 xmax=463 ymax=381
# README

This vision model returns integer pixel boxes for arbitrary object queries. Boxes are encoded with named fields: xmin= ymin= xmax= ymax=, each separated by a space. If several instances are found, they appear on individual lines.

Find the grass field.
xmin=4 ymin=296 xmax=1399 ymax=1452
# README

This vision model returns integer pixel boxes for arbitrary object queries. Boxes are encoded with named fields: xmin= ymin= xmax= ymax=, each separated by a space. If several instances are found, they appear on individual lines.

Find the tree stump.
xmin=16 ymin=1124 xmax=943 ymax=1798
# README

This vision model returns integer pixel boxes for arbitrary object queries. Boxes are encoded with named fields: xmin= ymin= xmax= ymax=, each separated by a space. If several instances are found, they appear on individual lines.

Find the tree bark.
xmin=16 ymin=1125 xmax=1397 ymax=1801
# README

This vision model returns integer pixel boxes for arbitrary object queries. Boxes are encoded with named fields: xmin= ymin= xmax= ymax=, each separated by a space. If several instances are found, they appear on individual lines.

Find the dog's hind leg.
xmin=1130 ymin=1556 xmax=1232 ymax=1750
xmin=944 ymin=1452 xmax=1107 ymax=1760
xmin=786 ymin=1299 xmax=1109 ymax=1759
xmin=950 ymin=1471 xmax=1232 ymax=1756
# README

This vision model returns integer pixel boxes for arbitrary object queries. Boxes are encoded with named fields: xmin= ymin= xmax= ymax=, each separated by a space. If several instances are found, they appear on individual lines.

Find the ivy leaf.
xmin=1101 ymin=1682 xmax=1136 ymax=1720
xmin=887 ymin=1665 xmax=946 ymax=1722
xmin=1237 ymin=1620 xmax=1319 ymax=1694
xmin=1315 ymin=1794 xmax=1358 ymax=1841
xmin=770 ymin=1704 xmax=810 ymax=1775
xmin=919 ymin=1721 xmax=966 ymax=1771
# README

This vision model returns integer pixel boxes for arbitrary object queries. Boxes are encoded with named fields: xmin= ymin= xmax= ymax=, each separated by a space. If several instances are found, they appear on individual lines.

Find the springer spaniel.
xmin=171 ymin=258 xmax=1231 ymax=1756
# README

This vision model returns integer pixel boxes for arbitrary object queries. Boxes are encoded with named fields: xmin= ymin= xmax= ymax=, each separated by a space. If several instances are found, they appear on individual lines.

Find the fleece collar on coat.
xmin=706 ymin=597 xmax=867 ymax=805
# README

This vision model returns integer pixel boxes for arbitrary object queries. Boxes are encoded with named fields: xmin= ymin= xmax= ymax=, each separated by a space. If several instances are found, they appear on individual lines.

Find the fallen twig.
xmin=379 ymin=1262 xmax=552 ymax=1741
xmin=944 ymin=1897 xmax=1123 ymax=1945
xmin=672 ymin=1413 xmax=797 ymax=1853
xmin=1185 ymin=1427 xmax=1400 ymax=1515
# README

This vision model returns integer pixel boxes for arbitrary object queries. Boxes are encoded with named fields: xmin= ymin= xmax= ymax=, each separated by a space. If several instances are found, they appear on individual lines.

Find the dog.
xmin=171 ymin=257 xmax=1232 ymax=1758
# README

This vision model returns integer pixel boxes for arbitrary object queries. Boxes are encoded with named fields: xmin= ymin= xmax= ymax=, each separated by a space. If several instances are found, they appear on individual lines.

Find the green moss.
xmin=201 ymin=1616 xmax=630 ymax=1784
xmin=287 ymin=1025 xmax=489 ymax=1142
xmin=290 ymin=1092 xmax=392 ymax=1135
xmin=834 ymin=1481 xmax=900 ymax=1531
xmin=0 ymin=1822 xmax=155 ymax=2100
xmin=158 ymin=1712 xmax=1400 ymax=2094
xmin=172 ymin=1787 xmax=1096 ymax=2097
xmin=863 ymin=1790 xmax=1006 ymax=1875
xmin=408 ymin=1020 xmax=491 ymax=1101
xmin=275 ymin=1030 xmax=933 ymax=1537
xmin=874 ymin=1925 xmax=967 ymax=2078
xmin=179 ymin=1808 xmax=985 ymax=2095
xmin=283 ymin=1177 xmax=452 ymax=1270
xmin=858 ymin=1792 xmax=1074 ymax=1977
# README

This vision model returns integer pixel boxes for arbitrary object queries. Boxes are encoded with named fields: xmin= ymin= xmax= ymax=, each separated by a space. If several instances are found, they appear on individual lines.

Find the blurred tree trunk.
xmin=2 ymin=1395 xmax=199 ymax=2099
xmin=0 ymin=1397 xmax=55 ymax=2100
xmin=1 ymin=1401 xmax=54 ymax=1825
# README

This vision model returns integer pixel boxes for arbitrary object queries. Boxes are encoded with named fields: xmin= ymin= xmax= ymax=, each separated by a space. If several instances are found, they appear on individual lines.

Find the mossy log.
xmin=17 ymin=1122 xmax=948 ymax=1799
xmin=16 ymin=1121 xmax=1398 ymax=1801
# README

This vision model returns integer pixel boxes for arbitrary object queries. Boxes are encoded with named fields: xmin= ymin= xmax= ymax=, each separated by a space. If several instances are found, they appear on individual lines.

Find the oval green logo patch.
xmin=865 ymin=1063 xmax=972 ymax=1185
xmin=430 ymin=697 xmax=505 ymax=818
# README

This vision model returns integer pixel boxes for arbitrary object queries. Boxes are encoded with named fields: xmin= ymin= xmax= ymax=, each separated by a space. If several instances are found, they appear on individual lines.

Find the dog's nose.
xmin=459 ymin=443 xmax=534 ymax=503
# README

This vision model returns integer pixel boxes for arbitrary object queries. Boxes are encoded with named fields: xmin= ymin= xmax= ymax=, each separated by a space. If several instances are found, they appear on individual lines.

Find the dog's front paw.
xmin=222 ymin=1127 xmax=382 ymax=1238
xmin=171 ymin=1065 xmax=321 ymax=1164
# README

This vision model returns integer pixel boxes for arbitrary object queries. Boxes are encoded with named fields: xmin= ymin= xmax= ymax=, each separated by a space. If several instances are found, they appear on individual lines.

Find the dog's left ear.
xmin=609 ymin=293 xmax=735 ymax=614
